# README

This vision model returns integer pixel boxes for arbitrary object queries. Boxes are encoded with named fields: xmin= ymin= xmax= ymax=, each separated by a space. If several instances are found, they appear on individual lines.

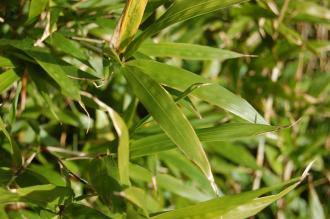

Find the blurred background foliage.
xmin=0 ymin=0 xmax=329 ymax=218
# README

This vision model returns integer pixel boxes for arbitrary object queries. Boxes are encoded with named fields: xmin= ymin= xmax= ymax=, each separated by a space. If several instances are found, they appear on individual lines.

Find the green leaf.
xmin=131 ymin=123 xmax=276 ymax=158
xmin=0 ymin=184 xmax=71 ymax=208
xmin=27 ymin=0 xmax=49 ymax=24
xmin=127 ymin=60 xmax=267 ymax=124
xmin=108 ymin=108 xmax=130 ymax=186
xmin=48 ymin=32 xmax=88 ymax=60
xmin=125 ymin=0 xmax=248 ymax=56
xmin=159 ymin=150 xmax=214 ymax=194
xmin=151 ymin=178 xmax=302 ymax=219
xmin=0 ymin=117 xmax=22 ymax=168
xmin=139 ymin=42 xmax=247 ymax=61
xmin=291 ymin=1 xmax=330 ymax=24
xmin=156 ymin=174 xmax=214 ymax=202
xmin=87 ymin=157 xmax=124 ymax=211
xmin=63 ymin=204 xmax=112 ymax=219
xmin=219 ymin=181 xmax=301 ymax=219
xmin=25 ymin=50 xmax=81 ymax=100
xmin=81 ymin=92 xmax=130 ymax=186
xmin=111 ymin=0 xmax=149 ymax=53
xmin=309 ymin=183 xmax=325 ymax=219
xmin=206 ymin=142 xmax=259 ymax=169
xmin=0 ymin=69 xmax=20 ymax=94
xmin=121 ymin=65 xmax=217 ymax=194
xmin=0 ymin=167 xmax=12 ymax=186
xmin=119 ymin=187 xmax=149 ymax=217
xmin=0 ymin=56 xmax=14 ymax=67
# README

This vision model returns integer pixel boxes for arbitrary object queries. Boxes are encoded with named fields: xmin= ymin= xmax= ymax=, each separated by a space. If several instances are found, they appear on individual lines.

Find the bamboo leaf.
xmin=156 ymin=174 xmax=214 ymax=202
xmin=121 ymin=65 xmax=218 ymax=194
xmin=48 ymin=32 xmax=88 ymax=60
xmin=131 ymin=123 xmax=277 ymax=157
xmin=309 ymin=182 xmax=325 ymax=219
xmin=139 ymin=42 xmax=248 ymax=61
xmin=81 ymin=92 xmax=130 ymax=186
xmin=0 ymin=69 xmax=20 ymax=94
xmin=127 ymin=60 xmax=266 ymax=124
xmin=25 ymin=50 xmax=81 ymax=100
xmin=151 ymin=177 xmax=303 ymax=219
xmin=119 ymin=187 xmax=149 ymax=217
xmin=0 ymin=184 xmax=71 ymax=207
xmin=63 ymin=204 xmax=112 ymax=219
xmin=125 ymin=0 xmax=248 ymax=56
xmin=111 ymin=0 xmax=148 ymax=53
xmin=0 ymin=117 xmax=22 ymax=168
xmin=27 ymin=0 xmax=49 ymax=24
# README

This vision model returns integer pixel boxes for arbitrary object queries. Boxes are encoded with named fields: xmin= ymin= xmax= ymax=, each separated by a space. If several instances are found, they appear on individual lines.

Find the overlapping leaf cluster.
xmin=0 ymin=0 xmax=329 ymax=218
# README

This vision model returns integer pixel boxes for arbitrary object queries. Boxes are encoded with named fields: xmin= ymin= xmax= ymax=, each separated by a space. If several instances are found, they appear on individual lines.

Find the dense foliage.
xmin=0 ymin=0 xmax=329 ymax=218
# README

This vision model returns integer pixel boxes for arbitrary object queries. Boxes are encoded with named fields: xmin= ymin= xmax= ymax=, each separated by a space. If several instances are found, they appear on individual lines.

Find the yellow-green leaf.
xmin=111 ymin=0 xmax=148 ymax=53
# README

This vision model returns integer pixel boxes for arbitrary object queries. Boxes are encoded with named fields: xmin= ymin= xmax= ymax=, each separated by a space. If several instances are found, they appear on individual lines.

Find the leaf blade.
xmin=127 ymin=60 xmax=267 ymax=124
xmin=121 ymin=65 xmax=217 ymax=193
xmin=139 ymin=42 xmax=247 ymax=61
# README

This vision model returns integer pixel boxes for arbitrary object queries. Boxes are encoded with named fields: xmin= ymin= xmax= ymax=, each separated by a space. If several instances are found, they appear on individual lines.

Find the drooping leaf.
xmin=127 ymin=60 xmax=267 ymax=124
xmin=81 ymin=92 xmax=130 ymax=186
xmin=121 ymin=65 xmax=217 ymax=194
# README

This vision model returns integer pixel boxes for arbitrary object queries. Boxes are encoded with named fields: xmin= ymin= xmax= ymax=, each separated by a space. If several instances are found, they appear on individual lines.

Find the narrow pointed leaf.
xmin=126 ymin=0 xmax=248 ymax=56
xmin=220 ymin=181 xmax=302 ymax=219
xmin=82 ymin=93 xmax=130 ymax=186
xmin=139 ymin=42 xmax=247 ymax=61
xmin=111 ymin=0 xmax=148 ymax=53
xmin=151 ymin=178 xmax=302 ymax=219
xmin=121 ymin=65 xmax=216 ymax=193
xmin=108 ymin=108 xmax=130 ymax=186
xmin=131 ymin=123 xmax=277 ymax=157
xmin=127 ymin=60 xmax=266 ymax=124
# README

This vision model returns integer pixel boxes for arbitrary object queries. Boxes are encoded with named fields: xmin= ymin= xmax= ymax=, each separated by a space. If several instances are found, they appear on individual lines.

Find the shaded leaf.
xmin=63 ymin=204 xmax=112 ymax=219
